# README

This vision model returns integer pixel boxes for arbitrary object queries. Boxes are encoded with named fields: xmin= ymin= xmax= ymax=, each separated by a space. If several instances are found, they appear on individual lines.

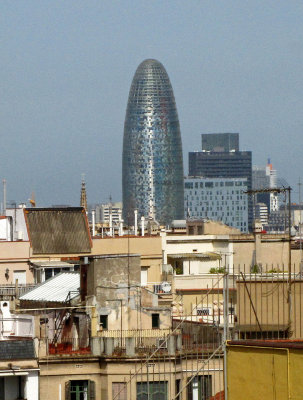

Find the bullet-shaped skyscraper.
xmin=122 ymin=59 xmax=184 ymax=225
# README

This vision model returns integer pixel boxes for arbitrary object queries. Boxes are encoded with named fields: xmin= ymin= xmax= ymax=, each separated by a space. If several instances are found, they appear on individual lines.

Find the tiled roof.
xmin=24 ymin=207 xmax=91 ymax=254
xmin=0 ymin=340 xmax=35 ymax=360
xmin=20 ymin=272 xmax=80 ymax=303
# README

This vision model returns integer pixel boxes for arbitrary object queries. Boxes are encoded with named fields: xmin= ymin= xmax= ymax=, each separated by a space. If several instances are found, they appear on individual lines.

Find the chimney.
xmin=141 ymin=216 xmax=145 ymax=237
xmin=92 ymin=210 xmax=96 ymax=236
xmin=109 ymin=212 xmax=113 ymax=237
xmin=3 ymin=179 xmax=6 ymax=215
xmin=134 ymin=209 xmax=138 ymax=236
xmin=118 ymin=210 xmax=123 ymax=236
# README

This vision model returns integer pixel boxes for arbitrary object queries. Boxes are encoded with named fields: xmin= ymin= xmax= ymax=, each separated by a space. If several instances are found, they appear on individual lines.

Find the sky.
xmin=1 ymin=0 xmax=303 ymax=206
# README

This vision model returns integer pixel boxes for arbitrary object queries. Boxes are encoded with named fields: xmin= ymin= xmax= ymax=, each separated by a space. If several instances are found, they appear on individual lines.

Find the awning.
xmin=30 ymin=261 xmax=77 ymax=269
xmin=168 ymin=252 xmax=221 ymax=261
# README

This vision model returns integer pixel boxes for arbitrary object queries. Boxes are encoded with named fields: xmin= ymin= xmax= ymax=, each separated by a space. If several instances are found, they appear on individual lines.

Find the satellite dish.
xmin=161 ymin=281 xmax=171 ymax=293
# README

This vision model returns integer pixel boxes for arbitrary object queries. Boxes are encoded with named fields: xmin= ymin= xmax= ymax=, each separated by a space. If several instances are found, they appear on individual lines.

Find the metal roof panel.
xmin=20 ymin=272 xmax=80 ymax=303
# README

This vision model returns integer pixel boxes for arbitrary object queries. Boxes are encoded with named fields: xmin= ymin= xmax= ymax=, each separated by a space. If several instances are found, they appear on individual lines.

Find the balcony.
xmin=0 ymin=284 xmax=36 ymax=300
xmin=91 ymin=325 xmax=221 ymax=357
xmin=143 ymin=282 xmax=172 ymax=294
xmin=0 ymin=316 xmax=34 ymax=339
xmin=174 ymin=273 xmax=235 ymax=291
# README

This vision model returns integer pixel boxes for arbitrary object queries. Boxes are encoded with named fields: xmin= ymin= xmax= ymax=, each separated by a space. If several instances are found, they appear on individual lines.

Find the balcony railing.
xmin=0 ymin=284 xmax=36 ymax=299
xmin=143 ymin=282 xmax=172 ymax=294
xmin=98 ymin=328 xmax=177 ymax=338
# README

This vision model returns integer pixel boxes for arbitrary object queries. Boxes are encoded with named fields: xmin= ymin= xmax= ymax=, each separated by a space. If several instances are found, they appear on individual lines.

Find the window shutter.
xmin=65 ymin=381 xmax=71 ymax=400
xmin=89 ymin=380 xmax=96 ymax=399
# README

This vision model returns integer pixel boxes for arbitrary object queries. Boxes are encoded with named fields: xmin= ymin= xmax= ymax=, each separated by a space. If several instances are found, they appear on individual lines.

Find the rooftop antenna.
xmin=109 ymin=194 xmax=113 ymax=236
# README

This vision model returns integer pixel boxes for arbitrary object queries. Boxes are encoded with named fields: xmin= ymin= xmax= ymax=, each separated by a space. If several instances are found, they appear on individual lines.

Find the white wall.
xmin=0 ymin=218 xmax=11 ymax=241
xmin=6 ymin=208 xmax=29 ymax=241
xmin=161 ymin=232 xmax=234 ymax=272
xmin=26 ymin=371 xmax=39 ymax=400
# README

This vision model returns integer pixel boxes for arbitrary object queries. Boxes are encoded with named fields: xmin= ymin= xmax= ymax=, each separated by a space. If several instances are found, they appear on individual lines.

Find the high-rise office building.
xmin=122 ymin=59 xmax=184 ymax=225
xmin=189 ymin=133 xmax=252 ymax=229
xmin=201 ymin=132 xmax=239 ymax=152
xmin=95 ymin=202 xmax=122 ymax=224
xmin=252 ymin=160 xmax=290 ymax=232
xmin=184 ymin=177 xmax=248 ymax=232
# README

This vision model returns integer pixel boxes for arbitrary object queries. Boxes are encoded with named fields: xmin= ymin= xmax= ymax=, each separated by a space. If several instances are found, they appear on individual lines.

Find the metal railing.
xmin=143 ymin=282 xmax=172 ymax=294
xmin=97 ymin=328 xmax=176 ymax=338
xmin=0 ymin=284 xmax=36 ymax=299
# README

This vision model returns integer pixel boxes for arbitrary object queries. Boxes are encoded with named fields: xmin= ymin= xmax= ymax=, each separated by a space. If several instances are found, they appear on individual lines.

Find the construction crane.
xmin=29 ymin=192 xmax=36 ymax=207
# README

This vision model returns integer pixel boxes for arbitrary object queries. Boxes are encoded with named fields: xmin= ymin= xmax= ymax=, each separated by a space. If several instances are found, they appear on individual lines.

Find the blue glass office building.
xmin=122 ymin=59 xmax=184 ymax=225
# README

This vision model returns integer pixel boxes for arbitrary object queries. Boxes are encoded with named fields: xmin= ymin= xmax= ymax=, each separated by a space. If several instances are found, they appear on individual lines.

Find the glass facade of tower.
xmin=122 ymin=59 xmax=184 ymax=225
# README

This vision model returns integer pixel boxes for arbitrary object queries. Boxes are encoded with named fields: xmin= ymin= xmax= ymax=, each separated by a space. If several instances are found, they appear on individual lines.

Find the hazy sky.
xmin=1 ymin=1 xmax=303 ymax=206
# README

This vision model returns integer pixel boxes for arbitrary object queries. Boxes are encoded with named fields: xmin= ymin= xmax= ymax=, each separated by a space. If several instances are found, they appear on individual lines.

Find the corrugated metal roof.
xmin=20 ymin=272 xmax=80 ymax=303
xmin=25 ymin=207 xmax=91 ymax=254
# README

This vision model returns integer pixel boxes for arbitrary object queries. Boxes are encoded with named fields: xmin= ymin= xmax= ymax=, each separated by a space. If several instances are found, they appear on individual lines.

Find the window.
xmin=187 ymin=376 xmax=212 ymax=400
xmin=66 ymin=380 xmax=95 ymax=400
xmin=112 ymin=383 xmax=127 ymax=400
xmin=175 ymin=261 xmax=183 ymax=275
xmin=152 ymin=313 xmax=160 ymax=329
xmin=100 ymin=315 xmax=108 ymax=330
xmin=141 ymin=267 xmax=148 ymax=286
xmin=137 ymin=381 xmax=167 ymax=400
xmin=175 ymin=380 xmax=181 ymax=400
xmin=45 ymin=268 xmax=53 ymax=280
xmin=13 ymin=270 xmax=26 ymax=284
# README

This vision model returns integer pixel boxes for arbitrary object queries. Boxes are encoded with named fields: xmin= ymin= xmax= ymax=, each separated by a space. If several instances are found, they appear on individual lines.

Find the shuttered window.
xmin=137 ymin=381 xmax=167 ymax=400
xmin=112 ymin=382 xmax=127 ymax=400
xmin=65 ymin=380 xmax=95 ymax=400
